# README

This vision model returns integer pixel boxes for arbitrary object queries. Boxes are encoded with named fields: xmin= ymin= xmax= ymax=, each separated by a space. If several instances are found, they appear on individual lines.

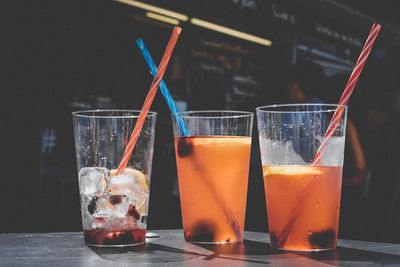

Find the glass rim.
xmin=171 ymin=110 xmax=254 ymax=119
xmin=255 ymin=103 xmax=347 ymax=114
xmin=72 ymin=109 xmax=157 ymax=118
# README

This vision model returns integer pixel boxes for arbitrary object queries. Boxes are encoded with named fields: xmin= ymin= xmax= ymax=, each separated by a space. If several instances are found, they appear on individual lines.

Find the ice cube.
xmin=79 ymin=167 xmax=109 ymax=196
xmin=109 ymin=170 xmax=149 ymax=218
xmin=260 ymin=138 xmax=305 ymax=165
xmin=109 ymin=170 xmax=145 ymax=195
xmin=134 ymin=192 xmax=149 ymax=215
xmin=80 ymin=196 xmax=92 ymax=229
xmin=111 ymin=174 xmax=147 ymax=202
xmin=99 ymin=169 xmax=149 ymax=226
xmin=94 ymin=194 xmax=131 ymax=218
xmin=80 ymin=194 xmax=105 ymax=229
xmin=110 ymin=168 xmax=149 ymax=192
xmin=91 ymin=216 xmax=106 ymax=229
xmin=317 ymin=136 xmax=345 ymax=166
xmin=110 ymin=173 xmax=134 ymax=194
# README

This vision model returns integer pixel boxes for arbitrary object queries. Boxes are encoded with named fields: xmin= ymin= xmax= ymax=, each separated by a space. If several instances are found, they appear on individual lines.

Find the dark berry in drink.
xmin=103 ymin=231 xmax=134 ymax=245
xmin=308 ymin=229 xmax=336 ymax=248
xmin=109 ymin=195 xmax=124 ymax=205
xmin=84 ymin=229 xmax=146 ymax=246
xmin=177 ymin=137 xmax=193 ymax=157
xmin=184 ymin=220 xmax=215 ymax=242
xmin=88 ymin=196 xmax=99 ymax=215
xmin=127 ymin=204 xmax=140 ymax=220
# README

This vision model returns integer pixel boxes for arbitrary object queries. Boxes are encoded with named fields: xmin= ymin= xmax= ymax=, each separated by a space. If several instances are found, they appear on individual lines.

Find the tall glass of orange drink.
xmin=172 ymin=111 xmax=253 ymax=244
xmin=256 ymin=104 xmax=347 ymax=251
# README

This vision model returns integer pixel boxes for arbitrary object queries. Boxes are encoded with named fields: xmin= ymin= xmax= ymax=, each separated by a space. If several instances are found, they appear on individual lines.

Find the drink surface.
xmin=79 ymin=167 xmax=149 ymax=246
xmin=263 ymin=165 xmax=342 ymax=250
xmin=175 ymin=136 xmax=251 ymax=243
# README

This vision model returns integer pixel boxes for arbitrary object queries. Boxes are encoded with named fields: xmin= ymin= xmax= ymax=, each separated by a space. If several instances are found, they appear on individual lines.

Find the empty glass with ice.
xmin=73 ymin=110 xmax=156 ymax=247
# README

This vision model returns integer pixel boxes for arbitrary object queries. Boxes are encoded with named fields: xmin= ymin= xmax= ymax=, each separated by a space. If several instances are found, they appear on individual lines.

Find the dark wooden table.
xmin=1 ymin=230 xmax=400 ymax=266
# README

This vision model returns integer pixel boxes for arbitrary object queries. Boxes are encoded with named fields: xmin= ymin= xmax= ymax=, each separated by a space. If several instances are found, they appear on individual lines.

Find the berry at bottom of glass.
xmin=84 ymin=229 xmax=146 ymax=246
xmin=263 ymin=165 xmax=342 ymax=251
xmin=175 ymin=136 xmax=251 ymax=244
xmin=79 ymin=167 xmax=149 ymax=247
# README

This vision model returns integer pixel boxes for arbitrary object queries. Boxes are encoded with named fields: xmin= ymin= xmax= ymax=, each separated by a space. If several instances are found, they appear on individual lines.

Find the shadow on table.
xmin=90 ymin=243 xmax=203 ymax=264
xmin=196 ymin=240 xmax=400 ymax=265
xmin=89 ymin=239 xmax=279 ymax=264
xmin=291 ymin=246 xmax=400 ymax=266
xmin=89 ymin=238 xmax=400 ymax=265
xmin=193 ymin=239 xmax=287 ymax=264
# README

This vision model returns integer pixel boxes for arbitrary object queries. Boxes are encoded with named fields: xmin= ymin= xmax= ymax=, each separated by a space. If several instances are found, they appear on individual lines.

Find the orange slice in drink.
xmin=262 ymin=165 xmax=323 ymax=177
xmin=110 ymin=168 xmax=149 ymax=193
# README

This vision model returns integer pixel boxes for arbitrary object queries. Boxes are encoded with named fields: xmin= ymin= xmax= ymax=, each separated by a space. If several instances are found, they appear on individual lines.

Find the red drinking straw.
xmin=313 ymin=23 xmax=381 ymax=165
xmin=116 ymin=26 xmax=182 ymax=175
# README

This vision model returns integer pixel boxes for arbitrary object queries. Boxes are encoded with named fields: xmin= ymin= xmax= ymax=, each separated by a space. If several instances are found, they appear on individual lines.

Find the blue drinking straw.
xmin=136 ymin=39 xmax=190 ymax=137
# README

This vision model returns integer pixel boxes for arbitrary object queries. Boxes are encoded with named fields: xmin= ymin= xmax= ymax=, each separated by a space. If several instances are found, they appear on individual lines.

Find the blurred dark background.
xmin=4 ymin=0 xmax=400 ymax=243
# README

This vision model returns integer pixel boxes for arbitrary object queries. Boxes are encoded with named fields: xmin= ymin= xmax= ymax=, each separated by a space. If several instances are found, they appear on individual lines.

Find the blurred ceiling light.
xmin=114 ymin=0 xmax=189 ymax=21
xmin=191 ymin=18 xmax=272 ymax=47
xmin=146 ymin=12 xmax=180 ymax=25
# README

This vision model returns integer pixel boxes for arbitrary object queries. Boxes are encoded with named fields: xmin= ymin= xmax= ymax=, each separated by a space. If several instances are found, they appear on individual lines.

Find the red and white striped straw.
xmin=116 ymin=26 xmax=182 ymax=175
xmin=313 ymin=23 xmax=381 ymax=165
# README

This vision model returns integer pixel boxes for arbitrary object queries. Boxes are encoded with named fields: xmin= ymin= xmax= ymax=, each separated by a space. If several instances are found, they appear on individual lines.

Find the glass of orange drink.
xmin=256 ymin=104 xmax=347 ymax=251
xmin=172 ymin=111 xmax=253 ymax=244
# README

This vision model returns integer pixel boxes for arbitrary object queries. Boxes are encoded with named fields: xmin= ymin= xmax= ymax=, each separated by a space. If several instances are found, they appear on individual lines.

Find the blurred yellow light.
xmin=146 ymin=12 xmax=180 ymax=25
xmin=191 ymin=18 xmax=272 ymax=47
xmin=114 ymin=0 xmax=189 ymax=21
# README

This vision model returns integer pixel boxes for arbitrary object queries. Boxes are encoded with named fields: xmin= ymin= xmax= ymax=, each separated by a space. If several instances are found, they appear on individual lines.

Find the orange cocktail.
xmin=263 ymin=165 xmax=342 ymax=250
xmin=257 ymin=104 xmax=347 ymax=251
xmin=175 ymin=136 xmax=251 ymax=243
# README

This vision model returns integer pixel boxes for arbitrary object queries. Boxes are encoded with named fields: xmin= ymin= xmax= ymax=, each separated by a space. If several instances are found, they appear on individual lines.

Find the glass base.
xmin=84 ymin=229 xmax=146 ymax=247
xmin=86 ymin=241 xmax=145 ymax=248
xmin=272 ymin=246 xmax=336 ymax=252
xmin=186 ymin=239 xmax=243 ymax=245
xmin=145 ymin=232 xmax=160 ymax=238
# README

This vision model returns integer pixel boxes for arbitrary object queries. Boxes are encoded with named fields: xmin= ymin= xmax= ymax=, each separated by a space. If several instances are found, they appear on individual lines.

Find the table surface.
xmin=1 ymin=230 xmax=400 ymax=266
